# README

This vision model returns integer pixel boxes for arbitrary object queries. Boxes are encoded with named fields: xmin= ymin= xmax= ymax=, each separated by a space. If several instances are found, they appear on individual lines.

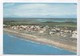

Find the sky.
xmin=3 ymin=3 xmax=77 ymax=18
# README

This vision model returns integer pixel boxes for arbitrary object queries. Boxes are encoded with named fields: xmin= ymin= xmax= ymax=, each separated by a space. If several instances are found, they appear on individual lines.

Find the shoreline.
xmin=7 ymin=33 xmax=64 ymax=51
xmin=3 ymin=28 xmax=77 ymax=53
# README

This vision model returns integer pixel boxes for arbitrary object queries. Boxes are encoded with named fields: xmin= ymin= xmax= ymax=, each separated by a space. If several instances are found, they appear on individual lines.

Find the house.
xmin=71 ymin=30 xmax=77 ymax=39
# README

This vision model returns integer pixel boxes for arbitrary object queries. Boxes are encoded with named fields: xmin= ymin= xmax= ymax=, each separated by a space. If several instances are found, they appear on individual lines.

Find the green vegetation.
xmin=4 ymin=20 xmax=77 ymax=28
xmin=3 ymin=18 xmax=77 ymax=28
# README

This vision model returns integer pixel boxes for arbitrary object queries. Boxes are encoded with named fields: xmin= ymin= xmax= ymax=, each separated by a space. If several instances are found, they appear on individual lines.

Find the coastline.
xmin=3 ymin=28 xmax=77 ymax=53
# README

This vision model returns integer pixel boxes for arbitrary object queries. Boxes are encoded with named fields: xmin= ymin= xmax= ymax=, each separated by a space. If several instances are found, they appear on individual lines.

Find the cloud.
xmin=3 ymin=3 xmax=77 ymax=18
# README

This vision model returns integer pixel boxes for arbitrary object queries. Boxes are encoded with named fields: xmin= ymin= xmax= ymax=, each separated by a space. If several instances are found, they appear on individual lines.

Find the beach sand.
xmin=3 ymin=28 xmax=77 ymax=53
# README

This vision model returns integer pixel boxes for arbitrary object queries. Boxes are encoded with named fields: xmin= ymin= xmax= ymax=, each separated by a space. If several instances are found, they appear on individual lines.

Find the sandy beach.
xmin=3 ymin=28 xmax=77 ymax=53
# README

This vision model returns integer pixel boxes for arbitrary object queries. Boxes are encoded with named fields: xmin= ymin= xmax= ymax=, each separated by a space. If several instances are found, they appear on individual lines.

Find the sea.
xmin=3 ymin=33 xmax=76 ymax=55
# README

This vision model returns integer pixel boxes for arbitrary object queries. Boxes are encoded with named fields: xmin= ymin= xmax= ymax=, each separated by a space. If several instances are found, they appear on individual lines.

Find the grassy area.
xmin=4 ymin=21 xmax=77 ymax=28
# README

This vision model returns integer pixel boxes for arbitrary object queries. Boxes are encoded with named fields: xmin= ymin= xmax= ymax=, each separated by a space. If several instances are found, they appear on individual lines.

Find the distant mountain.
xmin=4 ymin=18 xmax=77 ymax=23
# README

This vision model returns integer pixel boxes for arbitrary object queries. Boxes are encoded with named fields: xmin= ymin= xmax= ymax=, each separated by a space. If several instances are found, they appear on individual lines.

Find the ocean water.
xmin=3 ymin=33 xmax=76 ymax=55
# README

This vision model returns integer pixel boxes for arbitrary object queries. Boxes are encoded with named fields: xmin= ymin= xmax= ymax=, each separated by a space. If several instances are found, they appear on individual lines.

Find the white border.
xmin=0 ymin=0 xmax=79 ymax=56
xmin=3 ymin=0 xmax=77 ymax=3
xmin=77 ymin=1 xmax=80 ymax=56
xmin=0 ymin=1 xmax=3 ymax=55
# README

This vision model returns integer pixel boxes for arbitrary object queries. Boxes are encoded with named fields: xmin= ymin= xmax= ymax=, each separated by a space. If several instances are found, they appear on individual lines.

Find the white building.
xmin=71 ymin=30 xmax=77 ymax=39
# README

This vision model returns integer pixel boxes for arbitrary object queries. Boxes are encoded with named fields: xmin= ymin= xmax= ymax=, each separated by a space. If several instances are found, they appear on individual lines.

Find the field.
xmin=4 ymin=21 xmax=77 ymax=28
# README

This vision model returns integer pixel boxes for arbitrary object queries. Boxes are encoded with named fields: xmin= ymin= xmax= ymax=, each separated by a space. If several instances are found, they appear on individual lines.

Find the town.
xmin=4 ymin=24 xmax=77 ymax=39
